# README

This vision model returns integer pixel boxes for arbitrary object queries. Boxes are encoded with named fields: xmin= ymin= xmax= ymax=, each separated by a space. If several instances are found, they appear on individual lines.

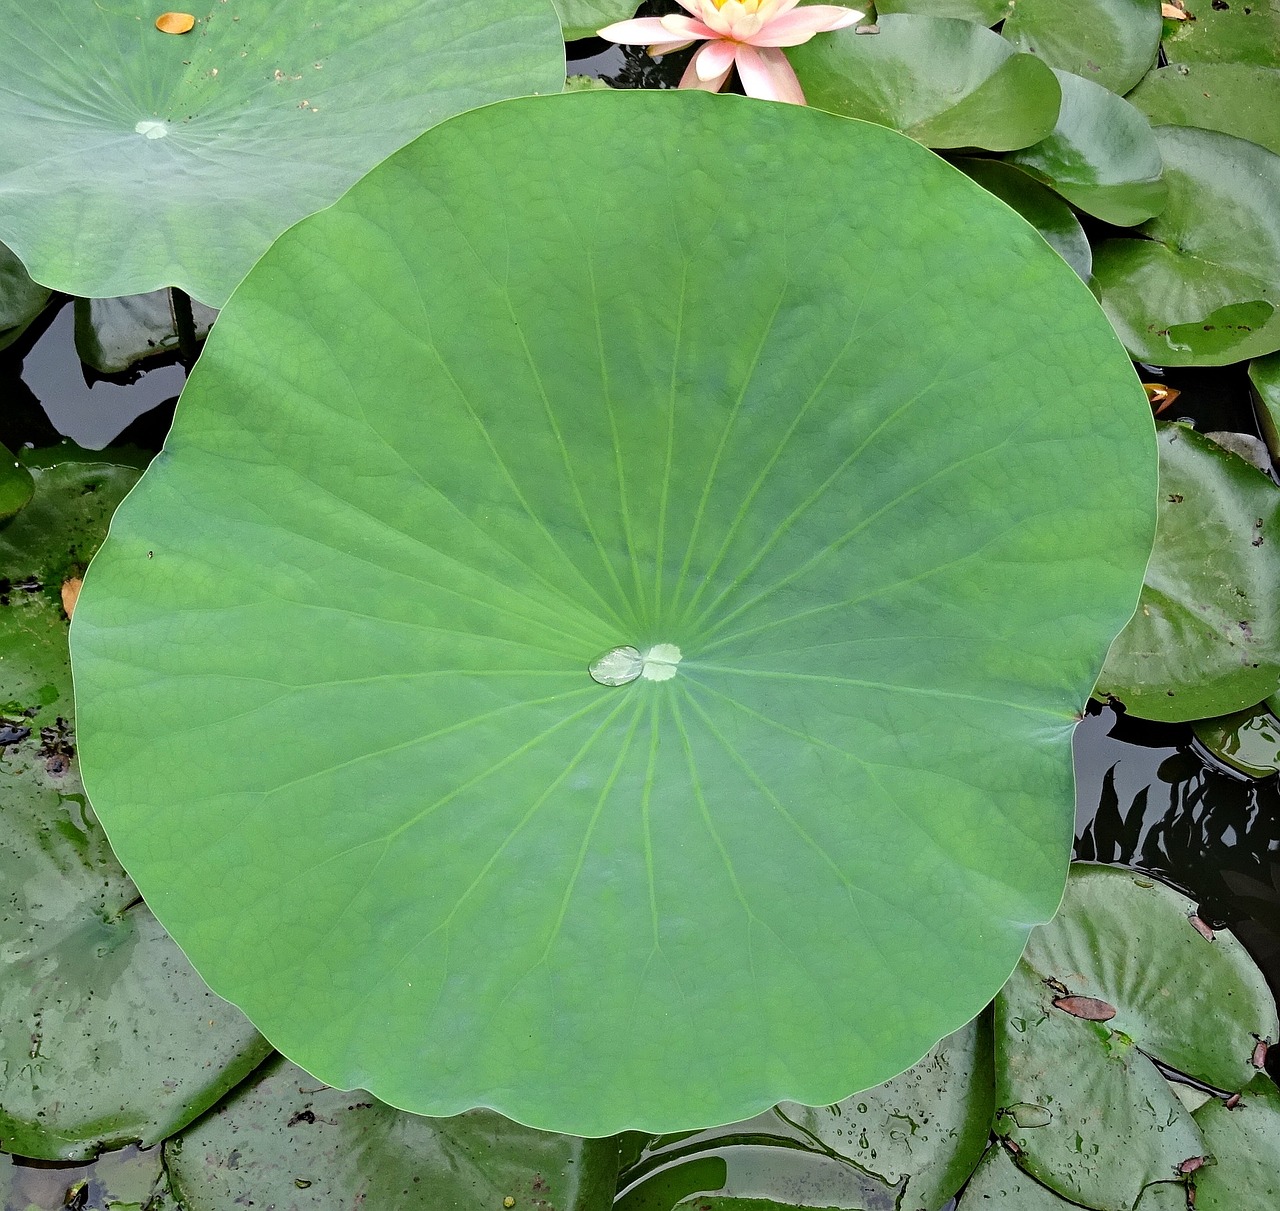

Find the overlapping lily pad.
xmin=1253 ymin=350 xmax=1280 ymax=459
xmin=1000 ymin=0 xmax=1161 ymax=94
xmin=788 ymin=14 xmax=1061 ymax=151
xmin=1129 ymin=64 xmax=1280 ymax=157
xmin=1161 ymin=0 xmax=1280 ymax=67
xmin=1193 ymin=699 xmax=1280 ymax=776
xmin=0 ymin=442 xmax=34 ymax=522
xmin=555 ymin=0 xmax=637 ymax=40
xmin=167 ymin=1055 xmax=618 ymax=1211
xmin=71 ymin=90 xmax=1155 ymax=1135
xmin=1192 ymin=1074 xmax=1280 ymax=1210
xmin=1005 ymin=70 xmax=1166 ymax=227
xmin=0 ymin=0 xmax=564 ymax=305
xmin=0 ymin=239 xmax=52 ymax=352
xmin=0 ymin=451 xmax=271 ymax=1161
xmin=1098 ymin=423 xmax=1280 ymax=722
xmin=877 ymin=0 xmax=1014 ymax=23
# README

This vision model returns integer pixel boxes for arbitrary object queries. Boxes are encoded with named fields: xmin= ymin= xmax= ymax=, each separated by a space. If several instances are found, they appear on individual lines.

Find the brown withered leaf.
xmin=61 ymin=576 xmax=82 ymax=619
xmin=156 ymin=12 xmax=196 ymax=34
xmin=1053 ymin=994 xmax=1118 ymax=1021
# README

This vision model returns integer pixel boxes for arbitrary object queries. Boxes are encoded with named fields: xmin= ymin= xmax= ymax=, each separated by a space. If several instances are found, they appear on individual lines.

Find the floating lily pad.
xmin=956 ymin=1144 xmax=1095 ymax=1209
xmin=0 ymin=0 xmax=564 ymax=306
xmin=0 ymin=452 xmax=270 ymax=1161
xmin=1128 ymin=64 xmax=1280 ymax=157
xmin=167 ymin=1054 xmax=617 ymax=1211
xmin=1093 ymin=126 xmax=1280 ymax=366
xmin=71 ymin=91 xmax=1156 ymax=1135
xmin=1005 ymin=70 xmax=1166 ymax=227
xmin=555 ymin=0 xmax=638 ymax=40
xmin=1098 ymin=423 xmax=1280 ymax=722
xmin=0 ymin=240 xmax=52 ymax=352
xmin=788 ymin=14 xmax=1061 ymax=151
xmin=74 ymin=291 xmax=218 ymax=375
xmin=1193 ymin=700 xmax=1280 ymax=776
xmin=1252 ymin=350 xmax=1280 ymax=460
xmin=1161 ymin=0 xmax=1280 ymax=67
xmin=1000 ymin=0 xmax=1161 ymax=94
xmin=1192 ymin=1074 xmax=1280 ymax=1210
xmin=877 ymin=0 xmax=1015 ymax=23
xmin=0 ymin=441 xmax=34 ymax=522
xmin=955 ymin=159 xmax=1092 ymax=281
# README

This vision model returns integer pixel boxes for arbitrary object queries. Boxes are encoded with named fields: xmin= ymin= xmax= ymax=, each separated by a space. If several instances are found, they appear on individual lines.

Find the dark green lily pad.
xmin=167 ymin=1054 xmax=618 ymax=1211
xmin=0 ymin=240 xmax=52 ymax=352
xmin=877 ymin=0 xmax=1015 ymax=23
xmin=788 ymin=14 xmax=1061 ymax=151
xmin=957 ymin=1144 xmax=1098 ymax=1209
xmin=0 ymin=1143 xmax=168 ymax=1211
xmin=1094 ymin=126 xmax=1280 ymax=366
xmin=1192 ymin=700 xmax=1280 ymax=776
xmin=1098 ymin=423 xmax=1280 ymax=722
xmin=1191 ymin=1074 xmax=1280 ymax=1210
xmin=555 ymin=0 xmax=637 ymax=40
xmin=71 ymin=90 xmax=1155 ymax=1135
xmin=0 ymin=441 xmax=35 ymax=522
xmin=1161 ymin=0 xmax=1280 ymax=67
xmin=955 ymin=159 xmax=1092 ymax=280
xmin=1000 ymin=0 xmax=1161 ymax=94
xmin=0 ymin=0 xmax=564 ymax=306
xmin=0 ymin=452 xmax=270 ymax=1161
xmin=1005 ymin=69 xmax=1166 ymax=227
xmin=1251 ymin=350 xmax=1280 ymax=463
xmin=74 ymin=292 xmax=218 ymax=375
xmin=1128 ymin=64 xmax=1280 ymax=157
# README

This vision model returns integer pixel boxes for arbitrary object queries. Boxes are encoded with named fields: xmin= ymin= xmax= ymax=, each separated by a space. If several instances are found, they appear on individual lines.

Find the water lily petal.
xmin=747 ymin=5 xmax=864 ymax=45
xmin=658 ymin=13 xmax=718 ymax=39
xmin=734 ymin=43 xmax=806 ymax=104
xmin=695 ymin=37 xmax=737 ymax=81
xmin=597 ymin=16 xmax=693 ymax=47
xmin=679 ymin=43 xmax=733 ymax=92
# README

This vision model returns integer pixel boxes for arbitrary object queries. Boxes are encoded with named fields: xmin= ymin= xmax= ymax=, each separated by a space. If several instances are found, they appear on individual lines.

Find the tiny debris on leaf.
xmin=1176 ymin=1155 xmax=1208 ymax=1176
xmin=61 ymin=576 xmax=82 ymax=619
xmin=1225 ymin=1092 xmax=1242 ymax=1109
xmin=1251 ymin=1037 xmax=1270 ymax=1068
xmin=503 ymin=1199 xmax=516 ymax=1209
xmin=1053 ymin=995 xmax=1117 ymax=1021
xmin=1144 ymin=383 xmax=1181 ymax=413
xmin=156 ymin=12 xmax=196 ymax=34
xmin=1162 ymin=0 xmax=1191 ymax=16
xmin=1188 ymin=912 xmax=1215 ymax=942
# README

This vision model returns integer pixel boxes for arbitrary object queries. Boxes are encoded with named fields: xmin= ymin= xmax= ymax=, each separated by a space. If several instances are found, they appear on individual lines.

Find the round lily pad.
xmin=1128 ymin=64 xmax=1280 ymax=158
xmin=0 ymin=0 xmax=564 ymax=306
xmin=788 ymin=14 xmax=1062 ymax=151
xmin=1093 ymin=126 xmax=1280 ymax=367
xmin=71 ymin=91 xmax=1157 ymax=1135
xmin=1098 ymin=423 xmax=1280 ymax=722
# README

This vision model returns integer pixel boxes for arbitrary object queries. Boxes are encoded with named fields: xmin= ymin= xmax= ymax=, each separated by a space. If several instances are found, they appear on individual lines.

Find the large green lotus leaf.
xmin=1093 ymin=126 xmax=1280 ymax=366
xmin=1161 ymin=0 xmax=1280 ymax=66
xmin=1005 ymin=70 xmax=1166 ymax=227
xmin=70 ymin=90 xmax=1156 ymax=1135
xmin=788 ymin=15 xmax=1061 ymax=151
xmin=877 ymin=0 xmax=1015 ymax=24
xmin=1191 ymin=1074 xmax=1280 ymax=1211
xmin=1097 ymin=423 xmax=1280 ymax=722
xmin=0 ymin=0 xmax=564 ymax=307
xmin=1001 ymin=0 xmax=1161 ymax=94
xmin=0 ymin=452 xmax=271 ymax=1161
xmin=955 ymin=159 xmax=1092 ymax=281
xmin=1128 ymin=64 xmax=1280 ymax=157
xmin=994 ymin=957 xmax=1204 ymax=1211
xmin=74 ymin=292 xmax=218 ymax=376
xmin=1019 ymin=864 xmax=1278 ymax=1090
xmin=1252 ymin=350 xmax=1280 ymax=460
xmin=0 ymin=240 xmax=52 ymax=353
xmin=555 ymin=0 xmax=637 ymax=40
xmin=167 ymin=1054 xmax=618 ymax=1211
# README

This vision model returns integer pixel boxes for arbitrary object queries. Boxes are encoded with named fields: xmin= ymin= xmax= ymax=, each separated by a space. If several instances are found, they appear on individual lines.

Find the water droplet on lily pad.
xmin=589 ymin=646 xmax=642 ymax=687
xmin=135 ymin=120 xmax=168 ymax=140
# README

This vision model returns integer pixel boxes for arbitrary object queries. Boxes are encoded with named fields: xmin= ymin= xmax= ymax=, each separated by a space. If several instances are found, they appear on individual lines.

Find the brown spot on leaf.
xmin=1188 ymin=913 xmax=1215 ymax=941
xmin=1053 ymin=995 xmax=1117 ymax=1021
xmin=61 ymin=577 xmax=82 ymax=619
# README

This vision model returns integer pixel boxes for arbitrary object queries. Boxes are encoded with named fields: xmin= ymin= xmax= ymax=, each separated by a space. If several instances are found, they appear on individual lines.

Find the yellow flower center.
xmin=710 ymin=0 xmax=764 ymax=9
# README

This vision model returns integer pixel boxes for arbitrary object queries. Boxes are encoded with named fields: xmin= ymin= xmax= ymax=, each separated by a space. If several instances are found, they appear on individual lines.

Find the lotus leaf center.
xmin=589 ymin=643 xmax=683 ymax=687
xmin=135 ymin=120 xmax=169 ymax=140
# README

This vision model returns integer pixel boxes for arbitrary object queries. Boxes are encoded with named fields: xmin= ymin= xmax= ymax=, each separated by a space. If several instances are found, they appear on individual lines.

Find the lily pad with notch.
xmin=71 ymin=89 xmax=1156 ymax=1136
xmin=1128 ymin=64 xmax=1280 ymax=158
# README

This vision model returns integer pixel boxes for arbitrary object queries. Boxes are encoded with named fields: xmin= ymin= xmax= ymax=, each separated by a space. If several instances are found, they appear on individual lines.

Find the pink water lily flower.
xmin=598 ymin=0 xmax=864 ymax=105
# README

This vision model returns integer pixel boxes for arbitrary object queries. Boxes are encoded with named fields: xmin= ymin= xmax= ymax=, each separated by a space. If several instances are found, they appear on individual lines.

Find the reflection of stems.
xmin=171 ymin=287 xmax=198 ymax=367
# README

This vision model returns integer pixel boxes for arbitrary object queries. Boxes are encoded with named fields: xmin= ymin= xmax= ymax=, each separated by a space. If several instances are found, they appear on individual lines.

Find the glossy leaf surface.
xmin=1094 ymin=126 xmax=1280 ymax=366
xmin=1001 ymin=0 xmax=1161 ymax=94
xmin=1192 ymin=1074 xmax=1280 ymax=1211
xmin=1005 ymin=70 xmax=1166 ymax=227
xmin=1161 ymin=0 xmax=1280 ymax=66
xmin=0 ymin=453 xmax=270 ymax=1161
xmin=72 ymin=91 xmax=1156 ymax=1135
xmin=955 ymin=159 xmax=1091 ymax=281
xmin=1098 ymin=424 xmax=1280 ymax=722
xmin=555 ymin=0 xmax=638 ymax=40
xmin=1129 ymin=64 xmax=1280 ymax=157
xmin=168 ymin=1055 xmax=618 ymax=1211
xmin=788 ymin=15 xmax=1061 ymax=151
xmin=0 ymin=0 xmax=564 ymax=306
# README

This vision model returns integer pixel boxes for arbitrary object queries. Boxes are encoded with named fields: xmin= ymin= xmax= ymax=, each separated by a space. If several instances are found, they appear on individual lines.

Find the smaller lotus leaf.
xmin=0 ymin=0 xmax=565 ymax=306
xmin=1161 ymin=0 xmax=1280 ymax=67
xmin=74 ymin=292 xmax=218 ymax=375
xmin=1191 ymin=1074 xmax=1280 ymax=1211
xmin=1006 ymin=70 xmax=1166 ymax=227
xmin=1098 ymin=423 xmax=1280 ymax=722
xmin=1128 ymin=64 xmax=1280 ymax=157
xmin=167 ymin=1054 xmax=618 ymax=1211
xmin=995 ymin=957 xmax=1204 ymax=1210
xmin=0 ymin=454 xmax=271 ymax=1161
xmin=0 ymin=241 xmax=51 ymax=353
xmin=1193 ymin=701 xmax=1280 ymax=777
xmin=1094 ymin=126 xmax=1280 ymax=366
xmin=1000 ymin=0 xmax=1161 ymax=94
xmin=955 ymin=159 xmax=1091 ymax=281
xmin=787 ymin=14 xmax=1062 ymax=151
xmin=555 ymin=0 xmax=638 ymax=40
xmin=877 ymin=0 xmax=1015 ymax=24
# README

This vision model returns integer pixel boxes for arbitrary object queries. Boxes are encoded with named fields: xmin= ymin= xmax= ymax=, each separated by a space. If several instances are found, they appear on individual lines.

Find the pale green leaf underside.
xmin=72 ymin=92 xmax=1156 ymax=1135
